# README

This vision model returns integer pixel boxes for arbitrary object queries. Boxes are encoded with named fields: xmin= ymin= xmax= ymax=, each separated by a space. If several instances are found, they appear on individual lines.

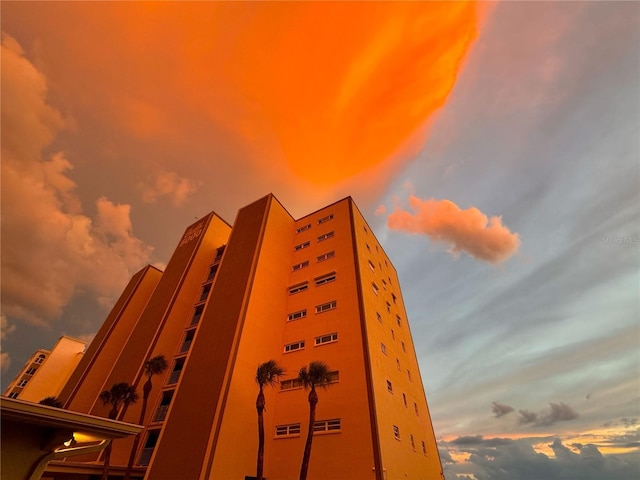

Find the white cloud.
xmin=0 ymin=33 xmax=153 ymax=325
xmin=139 ymin=171 xmax=199 ymax=206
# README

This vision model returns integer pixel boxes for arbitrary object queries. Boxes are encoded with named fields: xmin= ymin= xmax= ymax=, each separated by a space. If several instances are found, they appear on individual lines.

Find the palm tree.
xmin=99 ymin=382 xmax=138 ymax=480
xmin=39 ymin=396 xmax=63 ymax=408
xmin=124 ymin=355 xmax=168 ymax=480
xmin=255 ymin=360 xmax=285 ymax=480
xmin=297 ymin=361 xmax=333 ymax=480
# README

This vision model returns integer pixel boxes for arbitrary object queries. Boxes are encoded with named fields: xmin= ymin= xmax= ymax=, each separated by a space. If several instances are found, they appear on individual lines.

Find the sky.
xmin=1 ymin=2 xmax=638 ymax=479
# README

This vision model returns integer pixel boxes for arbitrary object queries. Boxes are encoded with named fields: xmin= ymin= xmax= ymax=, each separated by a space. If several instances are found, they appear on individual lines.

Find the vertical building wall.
xmin=4 ymin=349 xmax=50 ymax=400
xmin=16 ymin=337 xmax=85 ymax=403
xmin=59 ymin=266 xmax=163 ymax=411
xmin=349 ymin=203 xmax=444 ymax=480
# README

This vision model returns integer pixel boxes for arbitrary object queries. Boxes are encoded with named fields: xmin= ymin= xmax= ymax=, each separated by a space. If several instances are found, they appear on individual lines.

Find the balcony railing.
xmin=179 ymin=340 xmax=192 ymax=354
xmin=167 ymin=370 xmax=181 ymax=385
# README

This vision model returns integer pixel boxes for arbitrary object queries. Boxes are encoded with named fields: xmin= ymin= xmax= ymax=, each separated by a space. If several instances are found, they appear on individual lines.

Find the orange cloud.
xmin=387 ymin=195 xmax=520 ymax=263
xmin=139 ymin=171 xmax=199 ymax=206
xmin=4 ymin=2 xmax=478 ymax=202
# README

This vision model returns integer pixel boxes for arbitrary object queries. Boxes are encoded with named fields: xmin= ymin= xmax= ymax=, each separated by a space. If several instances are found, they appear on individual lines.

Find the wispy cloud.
xmin=387 ymin=195 xmax=520 ymax=263
xmin=518 ymin=402 xmax=579 ymax=427
xmin=1 ymin=315 xmax=16 ymax=373
xmin=492 ymin=401 xmax=515 ymax=418
xmin=139 ymin=171 xmax=199 ymax=206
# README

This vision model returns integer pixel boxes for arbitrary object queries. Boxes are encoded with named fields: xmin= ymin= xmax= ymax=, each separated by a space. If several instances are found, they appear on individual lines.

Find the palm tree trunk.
xmin=102 ymin=405 xmax=119 ymax=480
xmin=256 ymin=387 xmax=266 ymax=480
xmin=299 ymin=387 xmax=318 ymax=480
xmin=123 ymin=378 xmax=152 ymax=480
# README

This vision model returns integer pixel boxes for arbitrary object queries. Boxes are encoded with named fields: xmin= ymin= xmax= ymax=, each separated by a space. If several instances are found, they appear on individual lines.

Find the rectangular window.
xmin=18 ymin=379 xmax=28 ymax=387
xmin=386 ymin=380 xmax=393 ymax=393
xmin=280 ymin=378 xmax=304 ymax=390
xmin=296 ymin=224 xmax=311 ymax=233
xmin=407 ymin=369 xmax=412 ymax=382
xmin=292 ymin=260 xmax=309 ymax=271
xmin=26 ymin=368 xmax=37 ymax=375
xmin=382 ymin=279 xmax=387 ymax=290
xmin=368 ymin=260 xmax=375 ymax=272
xmin=214 ymin=245 xmax=226 ymax=263
xmin=366 ymin=243 xmax=371 ymax=252
xmin=372 ymin=282 xmax=379 ymax=295
xmin=414 ymin=402 xmax=419 ymax=416
xmin=284 ymin=340 xmax=305 ymax=353
xmin=8 ymin=392 xmax=19 ymax=399
xmin=376 ymin=312 xmax=382 ymax=323
xmin=281 ymin=371 xmax=339 ymax=390
xmin=402 ymin=393 xmax=407 ymax=407
xmin=391 ymin=329 xmax=395 ymax=340
xmin=318 ymin=214 xmax=334 ymax=224
xmin=393 ymin=425 xmax=400 ymax=440
xmin=386 ymin=302 xmax=391 ymax=313
xmin=276 ymin=423 xmax=301 ymax=437
xmin=422 ymin=441 xmax=427 ymax=455
xmin=313 ymin=418 xmax=341 ymax=433
xmin=396 ymin=315 xmax=402 ymax=326
xmin=191 ymin=305 xmax=204 ymax=326
xmin=167 ymin=359 xmax=185 ymax=385
xmin=315 ymin=300 xmax=337 ymax=313
xmin=153 ymin=391 xmax=173 ymax=422
xmin=199 ymin=284 xmax=211 ymax=302
xmin=287 ymin=309 xmax=307 ymax=322
xmin=138 ymin=431 xmax=160 ymax=466
xmin=396 ymin=358 xmax=401 ymax=371
xmin=381 ymin=343 xmax=387 ymax=355
xmin=289 ymin=282 xmax=309 ymax=294
xmin=317 ymin=251 xmax=335 ymax=262
xmin=34 ymin=355 xmax=46 ymax=364
xmin=180 ymin=330 xmax=195 ymax=353
xmin=401 ymin=341 xmax=406 ymax=352
xmin=206 ymin=265 xmax=218 ymax=282
xmin=392 ymin=293 xmax=397 ymax=304
xmin=314 ymin=332 xmax=338 ymax=346
xmin=315 ymin=272 xmax=336 ymax=286
xmin=317 ymin=231 xmax=334 ymax=242
xmin=410 ymin=434 xmax=416 ymax=450
xmin=294 ymin=241 xmax=310 ymax=251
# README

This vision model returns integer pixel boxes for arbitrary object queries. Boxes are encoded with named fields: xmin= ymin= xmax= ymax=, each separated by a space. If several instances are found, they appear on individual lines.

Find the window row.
xmin=291 ymin=251 xmax=335 ymax=269
xmin=295 ymin=214 xmax=334 ymax=235
xmin=276 ymin=418 xmax=341 ymax=437
xmin=288 ymin=272 xmax=336 ymax=294
xmin=392 ymin=425 xmax=428 ymax=455
xmin=284 ymin=332 xmax=339 ymax=353
xmin=386 ymin=383 xmax=420 ymax=415
xmin=295 ymin=228 xmax=335 ymax=243
xmin=280 ymin=371 xmax=339 ymax=391
xmin=287 ymin=300 xmax=336 ymax=323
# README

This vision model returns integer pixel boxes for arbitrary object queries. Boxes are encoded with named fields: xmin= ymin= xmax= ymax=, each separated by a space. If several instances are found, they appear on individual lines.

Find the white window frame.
xmin=368 ymin=260 xmax=375 ymax=272
xmin=287 ymin=309 xmax=307 ymax=322
xmin=386 ymin=380 xmax=393 ymax=393
xmin=372 ymin=282 xmax=379 ymax=295
xmin=289 ymin=282 xmax=309 ymax=295
xmin=292 ymin=260 xmax=309 ymax=271
xmin=276 ymin=423 xmax=301 ymax=437
xmin=317 ymin=251 xmax=335 ymax=262
xmin=315 ymin=300 xmax=336 ymax=314
xmin=314 ymin=332 xmax=338 ymax=346
xmin=313 ymin=418 xmax=341 ymax=433
xmin=317 ymin=231 xmax=334 ymax=242
xmin=393 ymin=425 xmax=400 ymax=440
xmin=318 ymin=214 xmax=334 ymax=224
xmin=315 ymin=272 xmax=336 ymax=286
xmin=296 ymin=224 xmax=311 ymax=233
xmin=18 ymin=379 xmax=28 ymax=387
xmin=294 ymin=241 xmax=310 ymax=251
xmin=284 ymin=340 xmax=305 ymax=353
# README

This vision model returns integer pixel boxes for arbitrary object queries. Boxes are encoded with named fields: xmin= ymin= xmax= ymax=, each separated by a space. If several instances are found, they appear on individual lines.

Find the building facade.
xmin=53 ymin=195 xmax=443 ymax=480
xmin=4 ymin=336 xmax=85 ymax=403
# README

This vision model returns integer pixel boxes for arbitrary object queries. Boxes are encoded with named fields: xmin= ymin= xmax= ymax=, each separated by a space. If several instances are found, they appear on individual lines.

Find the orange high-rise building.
xmin=54 ymin=195 xmax=443 ymax=480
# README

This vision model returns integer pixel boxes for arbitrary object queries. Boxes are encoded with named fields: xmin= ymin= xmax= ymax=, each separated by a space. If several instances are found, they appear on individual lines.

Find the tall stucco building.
xmin=53 ymin=195 xmax=443 ymax=480
xmin=4 ymin=336 xmax=85 ymax=403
